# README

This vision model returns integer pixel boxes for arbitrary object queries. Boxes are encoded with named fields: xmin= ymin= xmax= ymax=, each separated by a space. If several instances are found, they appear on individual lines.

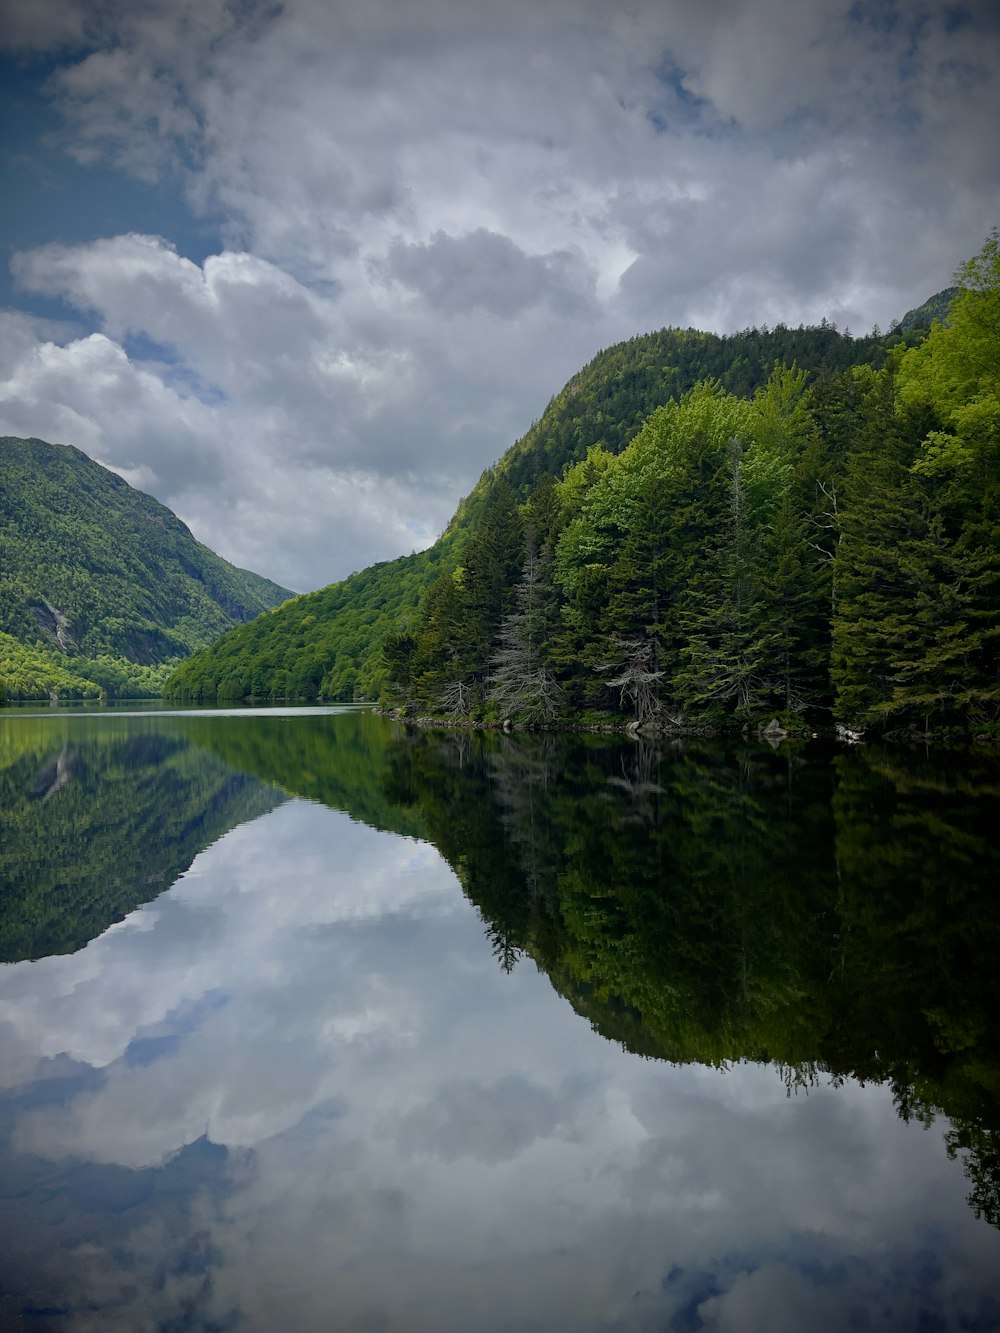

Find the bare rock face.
xmin=30 ymin=599 xmax=79 ymax=654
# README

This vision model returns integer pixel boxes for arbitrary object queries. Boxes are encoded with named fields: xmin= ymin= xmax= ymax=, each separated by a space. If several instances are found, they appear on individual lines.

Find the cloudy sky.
xmin=0 ymin=0 xmax=997 ymax=592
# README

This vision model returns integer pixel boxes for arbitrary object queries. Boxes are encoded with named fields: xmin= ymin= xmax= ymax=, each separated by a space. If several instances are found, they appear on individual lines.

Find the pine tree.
xmin=409 ymin=570 xmax=474 ymax=710
xmin=488 ymin=542 xmax=563 ymax=722
xmin=461 ymin=479 xmax=524 ymax=674
xmin=831 ymin=375 xmax=925 ymax=724
xmin=758 ymin=481 xmax=831 ymax=715
xmin=674 ymin=439 xmax=782 ymax=716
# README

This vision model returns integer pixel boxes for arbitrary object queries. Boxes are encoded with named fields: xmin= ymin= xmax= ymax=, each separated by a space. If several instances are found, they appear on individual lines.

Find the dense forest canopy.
xmin=164 ymin=231 xmax=997 ymax=733
xmin=0 ymin=437 xmax=291 ymax=701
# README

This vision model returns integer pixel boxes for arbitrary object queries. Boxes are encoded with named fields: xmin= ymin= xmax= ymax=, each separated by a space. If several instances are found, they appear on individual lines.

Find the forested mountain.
xmin=165 ymin=322 xmax=913 ymax=706
xmin=167 ymin=233 xmax=999 ymax=737
xmin=898 ymin=286 xmax=958 ymax=332
xmin=0 ymin=437 xmax=291 ymax=700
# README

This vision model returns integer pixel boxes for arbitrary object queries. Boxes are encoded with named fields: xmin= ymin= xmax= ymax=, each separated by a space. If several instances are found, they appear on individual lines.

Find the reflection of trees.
xmin=140 ymin=710 xmax=1000 ymax=1230
xmin=382 ymin=730 xmax=559 ymax=974
xmin=376 ymin=726 xmax=1000 ymax=1230
xmin=948 ymin=1123 xmax=1000 ymax=1228
xmin=605 ymin=740 xmax=663 ymax=826
xmin=830 ymin=747 xmax=1000 ymax=1229
xmin=13 ymin=709 xmax=996 ymax=1223
xmin=193 ymin=709 xmax=428 ymax=842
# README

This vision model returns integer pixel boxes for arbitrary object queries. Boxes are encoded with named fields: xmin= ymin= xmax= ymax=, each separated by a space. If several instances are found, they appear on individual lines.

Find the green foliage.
xmin=830 ymin=235 xmax=1000 ymax=730
xmin=898 ymin=230 xmax=1000 ymax=477
xmin=0 ymin=436 xmax=291 ymax=700
xmin=896 ymin=286 xmax=959 ymax=333
xmin=166 ymin=539 xmax=459 ymax=703
xmin=0 ymin=629 xmax=172 ymax=700
xmin=454 ymin=322 xmax=889 ymax=521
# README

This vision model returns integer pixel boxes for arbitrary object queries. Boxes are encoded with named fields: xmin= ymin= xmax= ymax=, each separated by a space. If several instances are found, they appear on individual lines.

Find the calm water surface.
xmin=1 ymin=707 xmax=999 ymax=1331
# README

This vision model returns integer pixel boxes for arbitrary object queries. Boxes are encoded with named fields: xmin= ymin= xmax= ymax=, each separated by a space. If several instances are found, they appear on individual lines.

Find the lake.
xmin=1 ymin=705 xmax=999 ymax=1331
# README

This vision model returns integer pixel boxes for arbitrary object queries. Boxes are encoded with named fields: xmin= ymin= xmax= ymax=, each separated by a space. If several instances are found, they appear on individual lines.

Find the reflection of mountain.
xmin=183 ymin=715 xmax=1000 ymax=1168
xmin=6 ymin=708 xmax=997 ymax=1227
xmin=372 ymin=729 xmax=1000 ymax=1229
xmin=188 ymin=711 xmax=1000 ymax=1202
xmin=0 ymin=716 xmax=285 ymax=962
xmin=189 ymin=708 xmax=429 ymax=842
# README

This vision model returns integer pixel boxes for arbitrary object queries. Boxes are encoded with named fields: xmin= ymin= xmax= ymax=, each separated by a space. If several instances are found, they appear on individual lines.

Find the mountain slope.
xmin=166 ymin=321 xmax=903 ymax=703
xmin=382 ymin=249 xmax=995 ymax=735
xmin=451 ymin=321 xmax=893 ymax=524
xmin=897 ymin=287 xmax=958 ymax=332
xmin=1 ymin=436 xmax=292 ymax=699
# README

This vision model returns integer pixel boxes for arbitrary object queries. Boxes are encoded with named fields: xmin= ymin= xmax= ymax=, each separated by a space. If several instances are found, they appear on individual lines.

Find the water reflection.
xmin=0 ymin=713 xmax=285 ymax=962
xmin=0 ymin=711 xmax=998 ymax=1330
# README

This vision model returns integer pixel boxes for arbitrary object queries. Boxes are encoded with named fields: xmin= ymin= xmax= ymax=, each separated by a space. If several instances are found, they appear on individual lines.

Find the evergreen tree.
xmin=488 ymin=541 xmax=563 ymax=722
xmin=409 ymin=570 xmax=475 ymax=711
xmin=674 ymin=439 xmax=782 ymax=715
xmin=459 ymin=479 xmax=525 ymax=677
xmin=831 ymin=375 xmax=926 ymax=724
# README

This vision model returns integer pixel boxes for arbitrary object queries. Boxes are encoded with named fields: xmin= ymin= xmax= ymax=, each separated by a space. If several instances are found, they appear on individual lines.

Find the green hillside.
xmin=166 ymin=321 xmax=905 ymax=704
xmin=454 ymin=320 xmax=894 ymax=517
xmin=0 ymin=436 xmax=292 ymax=699
xmin=897 ymin=286 xmax=958 ymax=332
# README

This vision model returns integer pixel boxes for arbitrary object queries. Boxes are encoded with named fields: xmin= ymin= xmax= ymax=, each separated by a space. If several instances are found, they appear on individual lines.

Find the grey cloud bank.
xmin=0 ymin=0 xmax=997 ymax=590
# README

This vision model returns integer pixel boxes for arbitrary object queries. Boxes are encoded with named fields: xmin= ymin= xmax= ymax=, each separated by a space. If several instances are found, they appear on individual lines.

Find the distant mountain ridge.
xmin=1 ymin=436 xmax=292 ymax=699
xmin=897 ymin=287 xmax=957 ymax=333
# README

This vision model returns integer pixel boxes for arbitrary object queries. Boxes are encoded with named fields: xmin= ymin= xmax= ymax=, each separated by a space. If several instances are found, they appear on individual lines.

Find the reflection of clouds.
xmin=0 ymin=803 xmax=455 ymax=1080
xmin=0 ymin=798 xmax=998 ymax=1330
xmin=3 ymin=803 xmax=460 ymax=1164
xmin=394 ymin=1074 xmax=581 ymax=1163
xmin=696 ymin=1262 xmax=863 ymax=1333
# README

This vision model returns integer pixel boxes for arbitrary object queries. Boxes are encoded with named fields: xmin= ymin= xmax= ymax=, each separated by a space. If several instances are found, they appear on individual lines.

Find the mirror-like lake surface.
xmin=1 ymin=707 xmax=999 ymax=1331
